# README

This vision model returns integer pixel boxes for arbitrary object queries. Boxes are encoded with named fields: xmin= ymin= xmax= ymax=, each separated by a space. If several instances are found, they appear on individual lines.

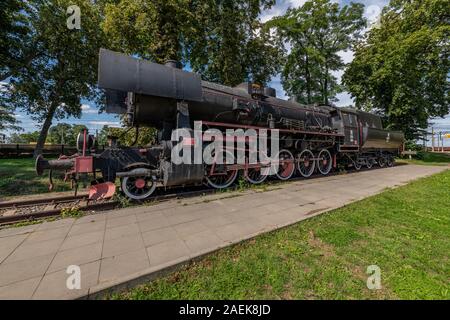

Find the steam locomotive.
xmin=36 ymin=49 xmax=404 ymax=200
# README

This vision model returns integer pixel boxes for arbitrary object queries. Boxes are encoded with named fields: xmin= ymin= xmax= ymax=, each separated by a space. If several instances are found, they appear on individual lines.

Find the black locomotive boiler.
xmin=36 ymin=49 xmax=404 ymax=200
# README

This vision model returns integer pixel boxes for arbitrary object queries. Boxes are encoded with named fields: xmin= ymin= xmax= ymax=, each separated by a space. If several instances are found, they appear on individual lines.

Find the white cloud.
xmin=332 ymin=70 xmax=344 ymax=83
xmin=364 ymin=5 xmax=382 ymax=28
xmin=334 ymin=92 xmax=355 ymax=107
xmin=260 ymin=7 xmax=284 ymax=23
xmin=430 ymin=115 xmax=450 ymax=131
xmin=432 ymin=115 xmax=450 ymax=122
xmin=337 ymin=50 xmax=355 ymax=64
xmin=269 ymin=75 xmax=288 ymax=100
xmin=88 ymin=121 xmax=121 ymax=127
xmin=81 ymin=104 xmax=98 ymax=114
xmin=362 ymin=0 xmax=390 ymax=29
xmin=289 ymin=0 xmax=308 ymax=8
xmin=260 ymin=0 xmax=308 ymax=23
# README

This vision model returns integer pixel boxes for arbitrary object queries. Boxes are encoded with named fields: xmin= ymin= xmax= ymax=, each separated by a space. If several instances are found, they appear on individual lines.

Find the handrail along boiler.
xmin=36 ymin=49 xmax=404 ymax=200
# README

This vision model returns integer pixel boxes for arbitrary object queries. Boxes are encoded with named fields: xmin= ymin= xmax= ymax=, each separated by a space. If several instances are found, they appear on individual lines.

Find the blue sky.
xmin=11 ymin=99 xmax=121 ymax=135
xmin=4 ymin=0 xmax=450 ymax=145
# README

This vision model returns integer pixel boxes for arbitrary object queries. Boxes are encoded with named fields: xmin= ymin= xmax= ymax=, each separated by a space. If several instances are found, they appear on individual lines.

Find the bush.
xmin=404 ymin=140 xmax=424 ymax=152
xmin=414 ymin=151 xmax=425 ymax=160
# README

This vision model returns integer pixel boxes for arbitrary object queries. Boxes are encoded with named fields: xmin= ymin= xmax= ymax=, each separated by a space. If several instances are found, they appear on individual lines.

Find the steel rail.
xmin=0 ymin=187 xmax=217 ymax=226
xmin=0 ymin=201 xmax=118 ymax=225
xmin=0 ymin=194 xmax=88 ymax=210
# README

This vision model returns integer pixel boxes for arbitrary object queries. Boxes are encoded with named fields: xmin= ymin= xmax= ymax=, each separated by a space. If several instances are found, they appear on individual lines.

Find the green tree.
xmin=0 ymin=0 xmax=32 ymax=131
xmin=102 ymin=0 xmax=189 ymax=63
xmin=0 ymin=0 xmax=38 ymax=82
xmin=71 ymin=124 xmax=90 ymax=143
xmin=268 ymin=0 xmax=366 ymax=104
xmin=47 ymin=123 xmax=88 ymax=145
xmin=102 ymin=0 xmax=281 ymax=86
xmin=0 ymin=105 xmax=19 ymax=131
xmin=97 ymin=125 xmax=157 ymax=147
xmin=8 ymin=131 xmax=40 ymax=144
xmin=2 ymin=0 xmax=105 ymax=157
xmin=188 ymin=0 xmax=282 ymax=86
xmin=343 ymin=0 xmax=450 ymax=140
xmin=47 ymin=123 xmax=72 ymax=145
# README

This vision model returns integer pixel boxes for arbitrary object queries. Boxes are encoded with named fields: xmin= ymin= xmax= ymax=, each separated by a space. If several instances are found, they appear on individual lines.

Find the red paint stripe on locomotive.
xmin=203 ymin=121 xmax=345 ymax=137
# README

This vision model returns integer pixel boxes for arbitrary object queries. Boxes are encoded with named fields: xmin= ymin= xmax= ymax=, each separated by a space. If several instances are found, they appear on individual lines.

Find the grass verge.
xmin=1 ymin=152 xmax=447 ymax=198
xmin=112 ymin=169 xmax=450 ymax=300
xmin=397 ymin=152 xmax=450 ymax=166
xmin=0 ymin=158 xmax=71 ymax=197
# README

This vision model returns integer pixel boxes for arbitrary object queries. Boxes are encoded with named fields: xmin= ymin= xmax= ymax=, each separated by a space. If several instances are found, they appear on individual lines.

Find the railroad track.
xmin=0 ymin=195 xmax=116 ymax=225
xmin=0 ymin=186 xmax=219 ymax=226
xmin=0 ymin=163 xmax=401 ymax=226
xmin=0 ymin=194 xmax=88 ymax=210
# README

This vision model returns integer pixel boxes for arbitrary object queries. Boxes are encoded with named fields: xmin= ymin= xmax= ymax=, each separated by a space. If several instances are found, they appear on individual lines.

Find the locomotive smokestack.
xmin=97 ymin=49 xmax=202 ymax=103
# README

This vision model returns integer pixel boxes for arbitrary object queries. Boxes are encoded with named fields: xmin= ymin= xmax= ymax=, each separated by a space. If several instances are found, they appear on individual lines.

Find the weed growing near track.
xmin=61 ymin=206 xmax=83 ymax=218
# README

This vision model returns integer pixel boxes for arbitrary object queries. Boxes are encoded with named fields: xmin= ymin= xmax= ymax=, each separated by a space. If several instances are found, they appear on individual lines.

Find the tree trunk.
xmin=305 ymin=55 xmax=312 ymax=104
xmin=323 ymin=63 xmax=329 ymax=105
xmin=33 ymin=103 xmax=57 ymax=158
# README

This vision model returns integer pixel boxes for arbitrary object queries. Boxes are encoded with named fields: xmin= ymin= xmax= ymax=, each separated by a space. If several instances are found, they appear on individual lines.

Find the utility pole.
xmin=438 ymin=132 xmax=444 ymax=153
xmin=422 ymin=131 xmax=426 ymax=151
xmin=438 ymin=132 xmax=441 ymax=152
xmin=431 ymin=127 xmax=435 ymax=152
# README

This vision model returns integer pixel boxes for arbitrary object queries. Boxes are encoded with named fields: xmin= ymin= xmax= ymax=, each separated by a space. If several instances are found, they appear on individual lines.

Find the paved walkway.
xmin=0 ymin=165 xmax=447 ymax=299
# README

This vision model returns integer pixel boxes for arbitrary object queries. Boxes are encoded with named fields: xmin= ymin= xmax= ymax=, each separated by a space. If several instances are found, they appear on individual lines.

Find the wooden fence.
xmin=0 ymin=144 xmax=104 ymax=157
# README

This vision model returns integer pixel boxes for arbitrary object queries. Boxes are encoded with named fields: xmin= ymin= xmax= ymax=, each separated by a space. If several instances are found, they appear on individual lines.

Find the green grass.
xmin=113 ymin=170 xmax=450 ymax=300
xmin=0 ymin=158 xmax=71 ymax=197
xmin=397 ymin=152 xmax=450 ymax=166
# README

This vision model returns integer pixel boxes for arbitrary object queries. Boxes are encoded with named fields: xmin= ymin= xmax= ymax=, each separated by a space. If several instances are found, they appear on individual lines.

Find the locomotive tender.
xmin=36 ymin=49 xmax=404 ymax=200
